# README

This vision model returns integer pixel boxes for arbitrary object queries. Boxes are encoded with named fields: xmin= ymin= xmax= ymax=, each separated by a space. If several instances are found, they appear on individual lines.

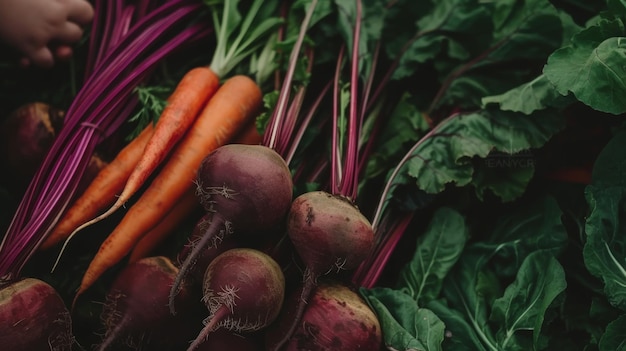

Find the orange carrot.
xmin=74 ymin=74 xmax=262 ymax=301
xmin=40 ymin=124 xmax=155 ymax=251
xmin=230 ymin=119 xmax=263 ymax=146
xmin=126 ymin=122 xmax=262 ymax=263
xmin=72 ymin=67 xmax=220 ymax=234
xmin=127 ymin=187 xmax=201 ymax=263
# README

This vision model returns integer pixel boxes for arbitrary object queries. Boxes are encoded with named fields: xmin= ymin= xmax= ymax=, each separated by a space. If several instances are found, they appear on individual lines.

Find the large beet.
xmin=194 ymin=144 xmax=294 ymax=233
xmin=0 ymin=278 xmax=74 ymax=351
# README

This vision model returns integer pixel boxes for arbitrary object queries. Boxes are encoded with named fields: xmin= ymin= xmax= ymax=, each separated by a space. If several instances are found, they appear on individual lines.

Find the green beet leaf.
xmin=384 ymin=0 xmax=492 ymax=81
xmin=489 ymin=252 xmax=567 ymax=350
xmin=433 ymin=0 xmax=563 ymax=112
xmin=543 ymin=17 xmax=626 ymax=115
xmin=427 ymin=299 xmax=490 ymax=351
xmin=381 ymin=108 xmax=563 ymax=213
xmin=361 ymin=287 xmax=445 ymax=351
xmin=598 ymin=314 xmax=626 ymax=351
xmin=396 ymin=207 xmax=468 ymax=305
xmin=480 ymin=74 xmax=572 ymax=115
xmin=432 ymin=196 xmax=567 ymax=351
xmin=471 ymin=196 xmax=569 ymax=278
xmin=583 ymin=128 xmax=626 ymax=311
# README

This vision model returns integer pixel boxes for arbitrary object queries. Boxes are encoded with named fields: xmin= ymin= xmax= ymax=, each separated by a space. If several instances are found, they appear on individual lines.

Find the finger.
xmin=28 ymin=47 xmax=55 ymax=68
xmin=53 ymin=21 xmax=84 ymax=44
xmin=66 ymin=0 xmax=95 ymax=25
xmin=54 ymin=45 xmax=74 ymax=61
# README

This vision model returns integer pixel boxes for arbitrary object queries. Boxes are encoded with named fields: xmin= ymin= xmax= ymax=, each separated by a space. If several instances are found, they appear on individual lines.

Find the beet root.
xmin=98 ymin=256 xmax=204 ymax=351
xmin=0 ymin=278 xmax=74 ymax=351
xmin=266 ymin=282 xmax=382 ymax=351
xmin=186 ymin=248 xmax=285 ymax=351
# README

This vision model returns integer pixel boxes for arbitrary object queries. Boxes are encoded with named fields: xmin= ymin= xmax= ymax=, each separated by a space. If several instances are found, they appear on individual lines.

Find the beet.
xmin=266 ymin=282 xmax=382 ymax=351
xmin=0 ymin=102 xmax=65 ymax=191
xmin=170 ymin=144 xmax=293 ymax=312
xmin=97 ymin=256 xmax=204 ymax=351
xmin=287 ymin=191 xmax=374 ymax=275
xmin=194 ymin=144 xmax=293 ymax=233
xmin=186 ymin=248 xmax=285 ymax=351
xmin=0 ymin=278 xmax=74 ymax=351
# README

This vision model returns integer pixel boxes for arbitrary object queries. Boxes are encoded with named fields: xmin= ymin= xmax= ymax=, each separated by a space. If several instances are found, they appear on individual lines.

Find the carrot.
xmin=40 ymin=124 xmax=155 ymax=251
xmin=126 ymin=121 xmax=263 ymax=263
xmin=230 ymin=119 xmax=263 ymax=146
xmin=74 ymin=74 xmax=262 ymax=301
xmin=127 ymin=187 xmax=202 ymax=263
xmin=71 ymin=67 xmax=220 ymax=235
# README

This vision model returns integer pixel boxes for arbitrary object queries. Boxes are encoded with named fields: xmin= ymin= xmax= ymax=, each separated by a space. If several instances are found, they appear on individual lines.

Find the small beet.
xmin=186 ymin=248 xmax=285 ymax=351
xmin=0 ymin=278 xmax=74 ymax=351
xmin=266 ymin=282 xmax=382 ymax=351
xmin=0 ymin=102 xmax=65 ymax=190
xmin=98 ymin=256 xmax=204 ymax=351
xmin=287 ymin=191 xmax=374 ymax=275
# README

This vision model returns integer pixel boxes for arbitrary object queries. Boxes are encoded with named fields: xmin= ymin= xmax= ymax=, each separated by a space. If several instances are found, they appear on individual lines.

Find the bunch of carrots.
xmin=41 ymin=69 xmax=264 ymax=303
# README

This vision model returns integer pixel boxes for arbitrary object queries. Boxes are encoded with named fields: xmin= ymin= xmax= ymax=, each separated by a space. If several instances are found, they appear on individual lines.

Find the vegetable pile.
xmin=1 ymin=0 xmax=626 ymax=350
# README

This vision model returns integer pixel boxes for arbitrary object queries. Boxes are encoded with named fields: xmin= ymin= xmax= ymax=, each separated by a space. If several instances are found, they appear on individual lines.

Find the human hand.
xmin=0 ymin=0 xmax=94 ymax=68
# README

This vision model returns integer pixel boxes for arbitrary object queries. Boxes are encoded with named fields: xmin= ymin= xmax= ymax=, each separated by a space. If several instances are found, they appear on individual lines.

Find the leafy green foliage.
xmin=395 ymin=207 xmax=468 ymax=305
xmin=383 ymin=108 xmax=564 ymax=210
xmin=432 ymin=197 xmax=567 ymax=351
xmin=598 ymin=314 xmax=626 ymax=350
xmin=361 ymin=207 xmax=466 ymax=351
xmin=205 ymin=0 xmax=283 ymax=79
xmin=363 ymin=92 xmax=430 ymax=181
xmin=543 ymin=16 xmax=626 ymax=114
xmin=490 ymin=252 xmax=567 ymax=349
xmin=481 ymin=74 xmax=572 ymax=114
xmin=362 ymin=287 xmax=445 ymax=351
xmin=583 ymin=128 xmax=626 ymax=311
xmin=126 ymin=85 xmax=171 ymax=140
xmin=362 ymin=197 xmax=569 ymax=351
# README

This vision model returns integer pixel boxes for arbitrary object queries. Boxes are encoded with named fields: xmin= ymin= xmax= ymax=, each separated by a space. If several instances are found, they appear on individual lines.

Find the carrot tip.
xmin=71 ymin=288 xmax=83 ymax=312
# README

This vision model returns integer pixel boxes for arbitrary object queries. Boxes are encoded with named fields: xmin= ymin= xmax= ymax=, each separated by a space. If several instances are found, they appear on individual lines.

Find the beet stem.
xmin=169 ymin=214 xmax=227 ymax=314
xmin=186 ymin=304 xmax=229 ymax=351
